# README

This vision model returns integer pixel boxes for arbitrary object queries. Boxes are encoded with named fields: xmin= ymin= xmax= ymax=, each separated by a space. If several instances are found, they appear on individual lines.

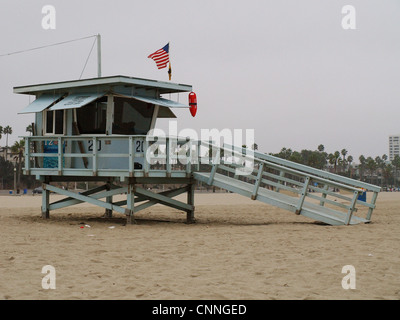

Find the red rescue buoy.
xmin=188 ymin=92 xmax=197 ymax=117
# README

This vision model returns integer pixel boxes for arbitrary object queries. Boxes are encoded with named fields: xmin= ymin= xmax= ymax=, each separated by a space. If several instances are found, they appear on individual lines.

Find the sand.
xmin=0 ymin=191 xmax=399 ymax=300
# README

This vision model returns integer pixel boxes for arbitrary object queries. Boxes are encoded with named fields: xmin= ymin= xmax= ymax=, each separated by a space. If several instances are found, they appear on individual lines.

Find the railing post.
xmin=275 ymin=170 xmax=286 ymax=192
xmin=319 ymin=184 xmax=329 ymax=206
xmin=92 ymin=137 xmax=98 ymax=176
xmin=143 ymin=137 xmax=149 ymax=177
xmin=186 ymin=137 xmax=192 ymax=176
xmin=251 ymin=162 xmax=264 ymax=200
xmin=57 ymin=137 xmax=63 ymax=175
xmin=166 ymin=137 xmax=171 ymax=177
xmin=344 ymin=191 xmax=359 ymax=225
xmin=24 ymin=137 xmax=30 ymax=174
xmin=366 ymin=191 xmax=378 ymax=221
xmin=196 ymin=140 xmax=201 ymax=171
xmin=295 ymin=176 xmax=310 ymax=215
xmin=207 ymin=147 xmax=220 ymax=185
xmin=129 ymin=136 xmax=134 ymax=176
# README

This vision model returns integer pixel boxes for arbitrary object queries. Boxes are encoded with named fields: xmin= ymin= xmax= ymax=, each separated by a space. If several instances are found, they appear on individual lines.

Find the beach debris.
xmin=108 ymin=226 xmax=115 ymax=229
xmin=85 ymin=224 xmax=91 ymax=228
xmin=368 ymin=253 xmax=373 ymax=257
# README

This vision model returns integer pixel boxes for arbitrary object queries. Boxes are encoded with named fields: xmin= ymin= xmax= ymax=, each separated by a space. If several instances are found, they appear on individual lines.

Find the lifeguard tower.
xmin=16 ymin=75 xmax=381 ymax=225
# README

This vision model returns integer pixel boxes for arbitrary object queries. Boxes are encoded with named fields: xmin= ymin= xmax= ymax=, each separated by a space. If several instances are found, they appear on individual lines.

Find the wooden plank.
xmin=45 ymin=184 xmax=127 ymax=214
xmin=134 ymin=186 xmax=189 ymax=213
xmin=306 ymin=192 xmax=355 ymax=212
xmin=49 ymin=184 xmax=108 ymax=208
xmin=194 ymin=172 xmax=296 ymax=213
xmin=134 ymin=186 xmax=193 ymax=212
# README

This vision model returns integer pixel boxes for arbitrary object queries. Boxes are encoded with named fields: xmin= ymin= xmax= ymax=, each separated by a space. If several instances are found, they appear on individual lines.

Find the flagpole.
xmin=97 ymin=34 xmax=102 ymax=77
xmin=168 ymin=41 xmax=171 ymax=81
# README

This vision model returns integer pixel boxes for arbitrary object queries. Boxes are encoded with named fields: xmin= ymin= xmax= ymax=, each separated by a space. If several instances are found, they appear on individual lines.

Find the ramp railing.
xmin=193 ymin=140 xmax=381 ymax=225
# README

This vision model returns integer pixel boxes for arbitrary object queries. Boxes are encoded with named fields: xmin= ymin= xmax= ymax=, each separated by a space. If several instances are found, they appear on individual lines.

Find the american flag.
xmin=148 ymin=43 xmax=170 ymax=69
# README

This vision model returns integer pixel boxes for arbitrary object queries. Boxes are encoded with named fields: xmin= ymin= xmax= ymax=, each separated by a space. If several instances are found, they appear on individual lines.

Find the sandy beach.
xmin=0 ymin=191 xmax=399 ymax=300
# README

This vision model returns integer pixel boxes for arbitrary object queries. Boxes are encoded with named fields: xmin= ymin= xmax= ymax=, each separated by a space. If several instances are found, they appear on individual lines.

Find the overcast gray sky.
xmin=0 ymin=0 xmax=399 ymax=161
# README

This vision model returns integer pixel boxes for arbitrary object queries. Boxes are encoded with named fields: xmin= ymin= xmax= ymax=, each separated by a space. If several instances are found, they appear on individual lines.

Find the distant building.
xmin=389 ymin=135 xmax=400 ymax=161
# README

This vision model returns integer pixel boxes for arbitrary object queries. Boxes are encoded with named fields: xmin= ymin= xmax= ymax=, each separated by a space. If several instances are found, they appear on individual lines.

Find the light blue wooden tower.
xmin=16 ymin=75 xmax=381 ymax=225
xmin=16 ymin=75 xmax=197 ymax=223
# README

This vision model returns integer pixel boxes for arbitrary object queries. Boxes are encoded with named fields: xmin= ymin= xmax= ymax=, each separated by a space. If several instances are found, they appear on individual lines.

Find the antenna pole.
xmin=97 ymin=34 xmax=102 ymax=77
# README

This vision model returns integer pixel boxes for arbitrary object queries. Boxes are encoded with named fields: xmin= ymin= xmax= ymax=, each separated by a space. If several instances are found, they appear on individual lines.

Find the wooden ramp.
xmin=193 ymin=142 xmax=381 ymax=226
xmin=194 ymin=172 xmax=367 ymax=225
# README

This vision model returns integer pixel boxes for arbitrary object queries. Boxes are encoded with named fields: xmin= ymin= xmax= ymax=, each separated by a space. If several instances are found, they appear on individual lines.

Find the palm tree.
xmin=4 ymin=125 xmax=12 ymax=149
xmin=347 ymin=155 xmax=354 ymax=177
xmin=341 ymin=149 xmax=347 ymax=160
xmin=382 ymin=164 xmax=393 ymax=188
xmin=366 ymin=157 xmax=377 ymax=184
xmin=359 ymin=155 xmax=366 ymax=181
xmin=341 ymin=149 xmax=348 ymax=173
xmin=328 ymin=153 xmax=335 ymax=172
xmin=330 ymin=151 xmax=340 ymax=173
xmin=275 ymin=147 xmax=293 ymax=160
xmin=26 ymin=124 xmax=33 ymax=136
xmin=374 ymin=156 xmax=383 ymax=186
xmin=11 ymin=139 xmax=25 ymax=191
xmin=317 ymin=144 xmax=325 ymax=152
xmin=0 ymin=125 xmax=3 ymax=143
xmin=289 ymin=151 xmax=302 ymax=164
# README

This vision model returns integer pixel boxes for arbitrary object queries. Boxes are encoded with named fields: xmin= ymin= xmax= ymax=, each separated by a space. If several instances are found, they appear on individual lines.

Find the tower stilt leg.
xmin=126 ymin=184 xmax=136 ymax=224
